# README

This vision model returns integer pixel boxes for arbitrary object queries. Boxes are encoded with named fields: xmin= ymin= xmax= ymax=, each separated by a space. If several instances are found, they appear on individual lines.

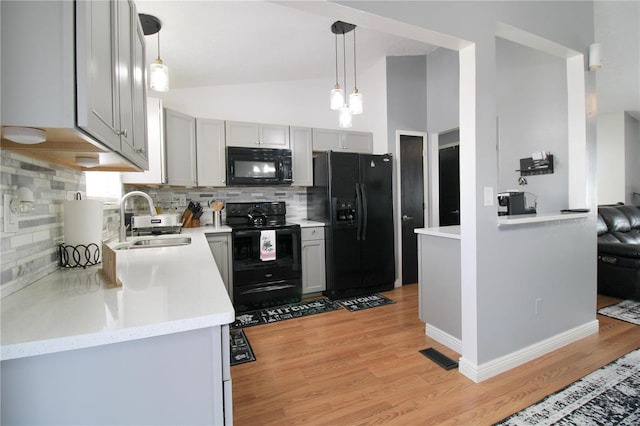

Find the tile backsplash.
xmin=0 ymin=151 xmax=118 ymax=297
xmin=124 ymin=185 xmax=309 ymax=224
xmin=1 ymin=150 xmax=311 ymax=298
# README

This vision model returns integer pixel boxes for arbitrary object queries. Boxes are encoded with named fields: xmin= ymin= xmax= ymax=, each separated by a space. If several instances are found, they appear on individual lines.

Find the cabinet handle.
xmin=118 ymin=129 xmax=128 ymax=137
xmin=136 ymin=148 xmax=145 ymax=154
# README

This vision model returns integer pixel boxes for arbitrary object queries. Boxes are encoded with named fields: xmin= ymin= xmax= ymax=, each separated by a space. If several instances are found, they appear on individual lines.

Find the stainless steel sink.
xmin=115 ymin=236 xmax=191 ymax=250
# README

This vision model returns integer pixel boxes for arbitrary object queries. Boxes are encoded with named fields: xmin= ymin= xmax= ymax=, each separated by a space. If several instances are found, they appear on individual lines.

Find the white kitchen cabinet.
xmin=122 ymin=98 xmax=166 ymax=184
xmin=207 ymin=233 xmax=233 ymax=298
xmin=196 ymin=119 xmax=227 ymax=187
xmin=301 ymin=227 xmax=326 ymax=294
xmin=165 ymin=109 xmax=197 ymax=186
xmin=225 ymin=121 xmax=290 ymax=148
xmin=312 ymin=128 xmax=373 ymax=153
xmin=290 ymin=126 xmax=313 ymax=187
xmin=1 ymin=0 xmax=148 ymax=171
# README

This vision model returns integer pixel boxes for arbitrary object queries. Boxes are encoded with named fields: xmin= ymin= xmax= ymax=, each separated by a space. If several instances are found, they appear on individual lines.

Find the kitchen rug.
xmin=494 ymin=347 xmax=640 ymax=425
xmin=231 ymin=298 xmax=342 ymax=329
xmin=230 ymin=329 xmax=256 ymax=366
xmin=336 ymin=293 xmax=395 ymax=312
xmin=598 ymin=299 xmax=640 ymax=326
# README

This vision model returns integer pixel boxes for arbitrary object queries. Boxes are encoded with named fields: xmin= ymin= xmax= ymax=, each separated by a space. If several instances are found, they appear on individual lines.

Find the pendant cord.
xmin=334 ymin=34 xmax=339 ymax=86
xmin=353 ymin=28 xmax=357 ymax=90
xmin=157 ymin=32 xmax=161 ymax=60
xmin=342 ymin=33 xmax=347 ymax=105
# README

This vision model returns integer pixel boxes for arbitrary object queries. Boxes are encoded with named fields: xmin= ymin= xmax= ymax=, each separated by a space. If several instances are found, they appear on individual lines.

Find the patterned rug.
xmin=336 ymin=293 xmax=396 ymax=312
xmin=598 ymin=299 xmax=640 ymax=326
xmin=231 ymin=297 xmax=342 ymax=329
xmin=495 ymin=348 xmax=640 ymax=425
xmin=229 ymin=329 xmax=255 ymax=366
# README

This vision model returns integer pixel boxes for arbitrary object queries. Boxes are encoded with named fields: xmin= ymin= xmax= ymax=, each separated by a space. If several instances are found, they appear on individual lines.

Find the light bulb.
xmin=339 ymin=105 xmax=353 ymax=128
xmin=149 ymin=58 xmax=169 ymax=92
xmin=349 ymin=90 xmax=363 ymax=115
xmin=330 ymin=85 xmax=344 ymax=110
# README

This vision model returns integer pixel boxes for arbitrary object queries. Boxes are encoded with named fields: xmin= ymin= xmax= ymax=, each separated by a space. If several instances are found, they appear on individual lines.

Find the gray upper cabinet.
xmin=0 ymin=0 xmax=148 ymax=171
xmin=290 ymin=126 xmax=313 ymax=187
xmin=196 ymin=118 xmax=226 ymax=187
xmin=165 ymin=109 xmax=197 ymax=186
xmin=225 ymin=121 xmax=290 ymax=149
xmin=312 ymin=128 xmax=373 ymax=154
xmin=77 ymin=0 xmax=148 ymax=168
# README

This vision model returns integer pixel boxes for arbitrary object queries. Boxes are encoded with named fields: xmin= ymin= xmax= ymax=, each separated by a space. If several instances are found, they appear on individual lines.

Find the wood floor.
xmin=231 ymin=284 xmax=640 ymax=425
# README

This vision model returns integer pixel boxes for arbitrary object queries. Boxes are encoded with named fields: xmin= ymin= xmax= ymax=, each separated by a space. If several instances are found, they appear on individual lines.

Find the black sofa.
xmin=597 ymin=204 xmax=640 ymax=300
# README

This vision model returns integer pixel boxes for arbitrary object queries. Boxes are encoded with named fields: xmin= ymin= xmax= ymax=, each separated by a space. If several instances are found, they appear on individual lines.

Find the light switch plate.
xmin=484 ymin=187 xmax=494 ymax=207
xmin=4 ymin=194 xmax=19 ymax=233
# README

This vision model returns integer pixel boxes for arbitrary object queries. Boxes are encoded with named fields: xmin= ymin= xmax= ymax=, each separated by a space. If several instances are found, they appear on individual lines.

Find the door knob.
xmin=402 ymin=215 xmax=414 ymax=221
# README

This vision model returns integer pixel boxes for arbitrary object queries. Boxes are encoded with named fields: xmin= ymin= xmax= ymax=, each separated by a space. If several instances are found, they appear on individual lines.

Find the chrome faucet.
xmin=119 ymin=191 xmax=156 ymax=242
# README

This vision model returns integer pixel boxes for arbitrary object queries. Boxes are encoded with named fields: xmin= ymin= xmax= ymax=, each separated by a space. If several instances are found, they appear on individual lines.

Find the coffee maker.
xmin=497 ymin=191 xmax=537 ymax=216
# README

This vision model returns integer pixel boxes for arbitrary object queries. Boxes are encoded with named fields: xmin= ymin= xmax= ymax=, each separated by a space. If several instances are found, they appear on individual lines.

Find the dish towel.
xmin=260 ymin=230 xmax=276 ymax=261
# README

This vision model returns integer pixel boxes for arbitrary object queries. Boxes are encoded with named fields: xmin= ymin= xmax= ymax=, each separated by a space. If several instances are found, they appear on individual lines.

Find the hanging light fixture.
xmin=139 ymin=14 xmax=169 ymax=92
xmin=330 ymin=21 xmax=360 ymax=128
xmin=330 ymin=33 xmax=344 ymax=110
xmin=349 ymin=27 xmax=362 ymax=115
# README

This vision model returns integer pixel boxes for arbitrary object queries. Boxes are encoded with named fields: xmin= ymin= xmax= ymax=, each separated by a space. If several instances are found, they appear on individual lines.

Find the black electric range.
xmin=225 ymin=202 xmax=302 ymax=312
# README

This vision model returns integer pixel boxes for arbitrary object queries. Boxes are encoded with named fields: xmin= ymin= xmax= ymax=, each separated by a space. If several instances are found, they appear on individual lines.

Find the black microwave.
xmin=226 ymin=147 xmax=293 ymax=186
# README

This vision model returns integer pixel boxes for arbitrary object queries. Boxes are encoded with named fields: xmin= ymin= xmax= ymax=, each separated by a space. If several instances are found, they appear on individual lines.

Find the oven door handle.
xmin=240 ymin=284 xmax=297 ymax=294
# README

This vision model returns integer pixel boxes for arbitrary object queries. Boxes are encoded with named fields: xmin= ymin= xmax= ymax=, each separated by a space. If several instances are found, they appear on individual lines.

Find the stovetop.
xmin=225 ymin=201 xmax=299 ymax=230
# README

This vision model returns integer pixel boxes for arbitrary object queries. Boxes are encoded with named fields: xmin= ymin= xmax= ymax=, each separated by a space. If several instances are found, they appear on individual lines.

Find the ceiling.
xmin=136 ymin=1 xmax=639 ymax=120
xmin=135 ymin=1 xmax=439 ymax=89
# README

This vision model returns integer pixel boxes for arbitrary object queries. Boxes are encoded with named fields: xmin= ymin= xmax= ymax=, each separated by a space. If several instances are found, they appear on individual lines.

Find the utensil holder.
xmin=214 ymin=211 xmax=222 ymax=228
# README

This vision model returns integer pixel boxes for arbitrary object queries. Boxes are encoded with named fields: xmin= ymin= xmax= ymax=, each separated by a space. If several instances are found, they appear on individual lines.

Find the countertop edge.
xmin=1 ymin=311 xmax=235 ymax=361
xmin=414 ymin=226 xmax=461 ymax=240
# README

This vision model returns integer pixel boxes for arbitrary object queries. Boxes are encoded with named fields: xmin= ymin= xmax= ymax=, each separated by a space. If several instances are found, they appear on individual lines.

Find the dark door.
xmin=400 ymin=135 xmax=425 ymax=284
xmin=439 ymin=145 xmax=460 ymax=226
xmin=359 ymin=154 xmax=395 ymax=290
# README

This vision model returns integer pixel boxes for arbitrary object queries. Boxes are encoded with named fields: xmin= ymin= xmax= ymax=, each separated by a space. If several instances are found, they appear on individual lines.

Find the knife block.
xmin=181 ymin=209 xmax=200 ymax=228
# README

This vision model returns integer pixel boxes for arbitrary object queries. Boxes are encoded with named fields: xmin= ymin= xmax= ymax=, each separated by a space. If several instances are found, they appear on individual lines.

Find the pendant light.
xmin=330 ymin=33 xmax=344 ymax=110
xmin=330 ymin=21 xmax=360 ymax=128
xmin=139 ymin=14 xmax=169 ymax=92
xmin=338 ymin=29 xmax=352 ymax=128
xmin=348 ymin=28 xmax=363 ymax=115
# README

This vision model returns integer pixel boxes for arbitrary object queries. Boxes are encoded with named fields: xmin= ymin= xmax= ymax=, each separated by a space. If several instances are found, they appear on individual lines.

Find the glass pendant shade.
xmin=349 ymin=90 xmax=363 ymax=115
xmin=330 ymin=86 xmax=344 ymax=110
xmin=339 ymin=105 xmax=353 ymax=128
xmin=149 ymin=58 xmax=169 ymax=92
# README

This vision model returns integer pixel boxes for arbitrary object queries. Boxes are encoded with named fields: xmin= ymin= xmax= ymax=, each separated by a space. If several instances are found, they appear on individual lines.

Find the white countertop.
xmin=414 ymin=226 xmax=461 ymax=240
xmin=290 ymin=219 xmax=325 ymax=228
xmin=496 ymin=212 xmax=591 ymax=226
xmin=1 ymin=227 xmax=234 ymax=361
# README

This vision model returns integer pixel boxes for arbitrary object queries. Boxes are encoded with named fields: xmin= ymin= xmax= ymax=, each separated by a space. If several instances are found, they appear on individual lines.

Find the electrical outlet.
xmin=3 ymin=194 xmax=19 ymax=233
xmin=176 ymin=195 xmax=187 ymax=206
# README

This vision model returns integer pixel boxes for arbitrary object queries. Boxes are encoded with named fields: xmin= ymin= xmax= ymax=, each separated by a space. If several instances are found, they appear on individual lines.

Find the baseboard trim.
xmin=458 ymin=320 xmax=599 ymax=383
xmin=425 ymin=323 xmax=463 ymax=354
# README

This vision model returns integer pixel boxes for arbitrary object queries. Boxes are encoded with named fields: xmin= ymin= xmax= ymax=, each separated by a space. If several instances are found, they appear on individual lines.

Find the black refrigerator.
xmin=309 ymin=151 xmax=395 ymax=299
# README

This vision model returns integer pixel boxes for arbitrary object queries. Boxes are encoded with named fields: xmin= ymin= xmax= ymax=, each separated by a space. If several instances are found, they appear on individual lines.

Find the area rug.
xmin=336 ymin=293 xmax=395 ymax=312
xmin=230 ymin=298 xmax=342 ymax=329
xmin=598 ymin=299 xmax=640 ymax=326
xmin=494 ymin=347 xmax=640 ymax=425
xmin=229 ymin=329 xmax=256 ymax=366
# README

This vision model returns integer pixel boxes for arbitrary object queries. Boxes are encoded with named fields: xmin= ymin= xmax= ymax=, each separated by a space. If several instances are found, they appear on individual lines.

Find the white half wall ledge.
xmin=458 ymin=320 xmax=599 ymax=383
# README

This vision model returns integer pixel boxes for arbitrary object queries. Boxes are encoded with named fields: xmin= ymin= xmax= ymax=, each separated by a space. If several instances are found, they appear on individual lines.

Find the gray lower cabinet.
xmin=1 ymin=326 xmax=232 ymax=425
xmin=207 ymin=233 xmax=232 ymax=298
xmin=301 ymin=227 xmax=326 ymax=294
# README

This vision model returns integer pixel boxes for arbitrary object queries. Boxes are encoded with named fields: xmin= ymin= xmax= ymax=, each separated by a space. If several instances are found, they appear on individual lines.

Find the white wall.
xmin=597 ymin=112 xmax=626 ymax=204
xmin=156 ymin=63 xmax=389 ymax=154
xmin=340 ymin=0 xmax=597 ymax=380
xmin=625 ymin=113 xmax=640 ymax=205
